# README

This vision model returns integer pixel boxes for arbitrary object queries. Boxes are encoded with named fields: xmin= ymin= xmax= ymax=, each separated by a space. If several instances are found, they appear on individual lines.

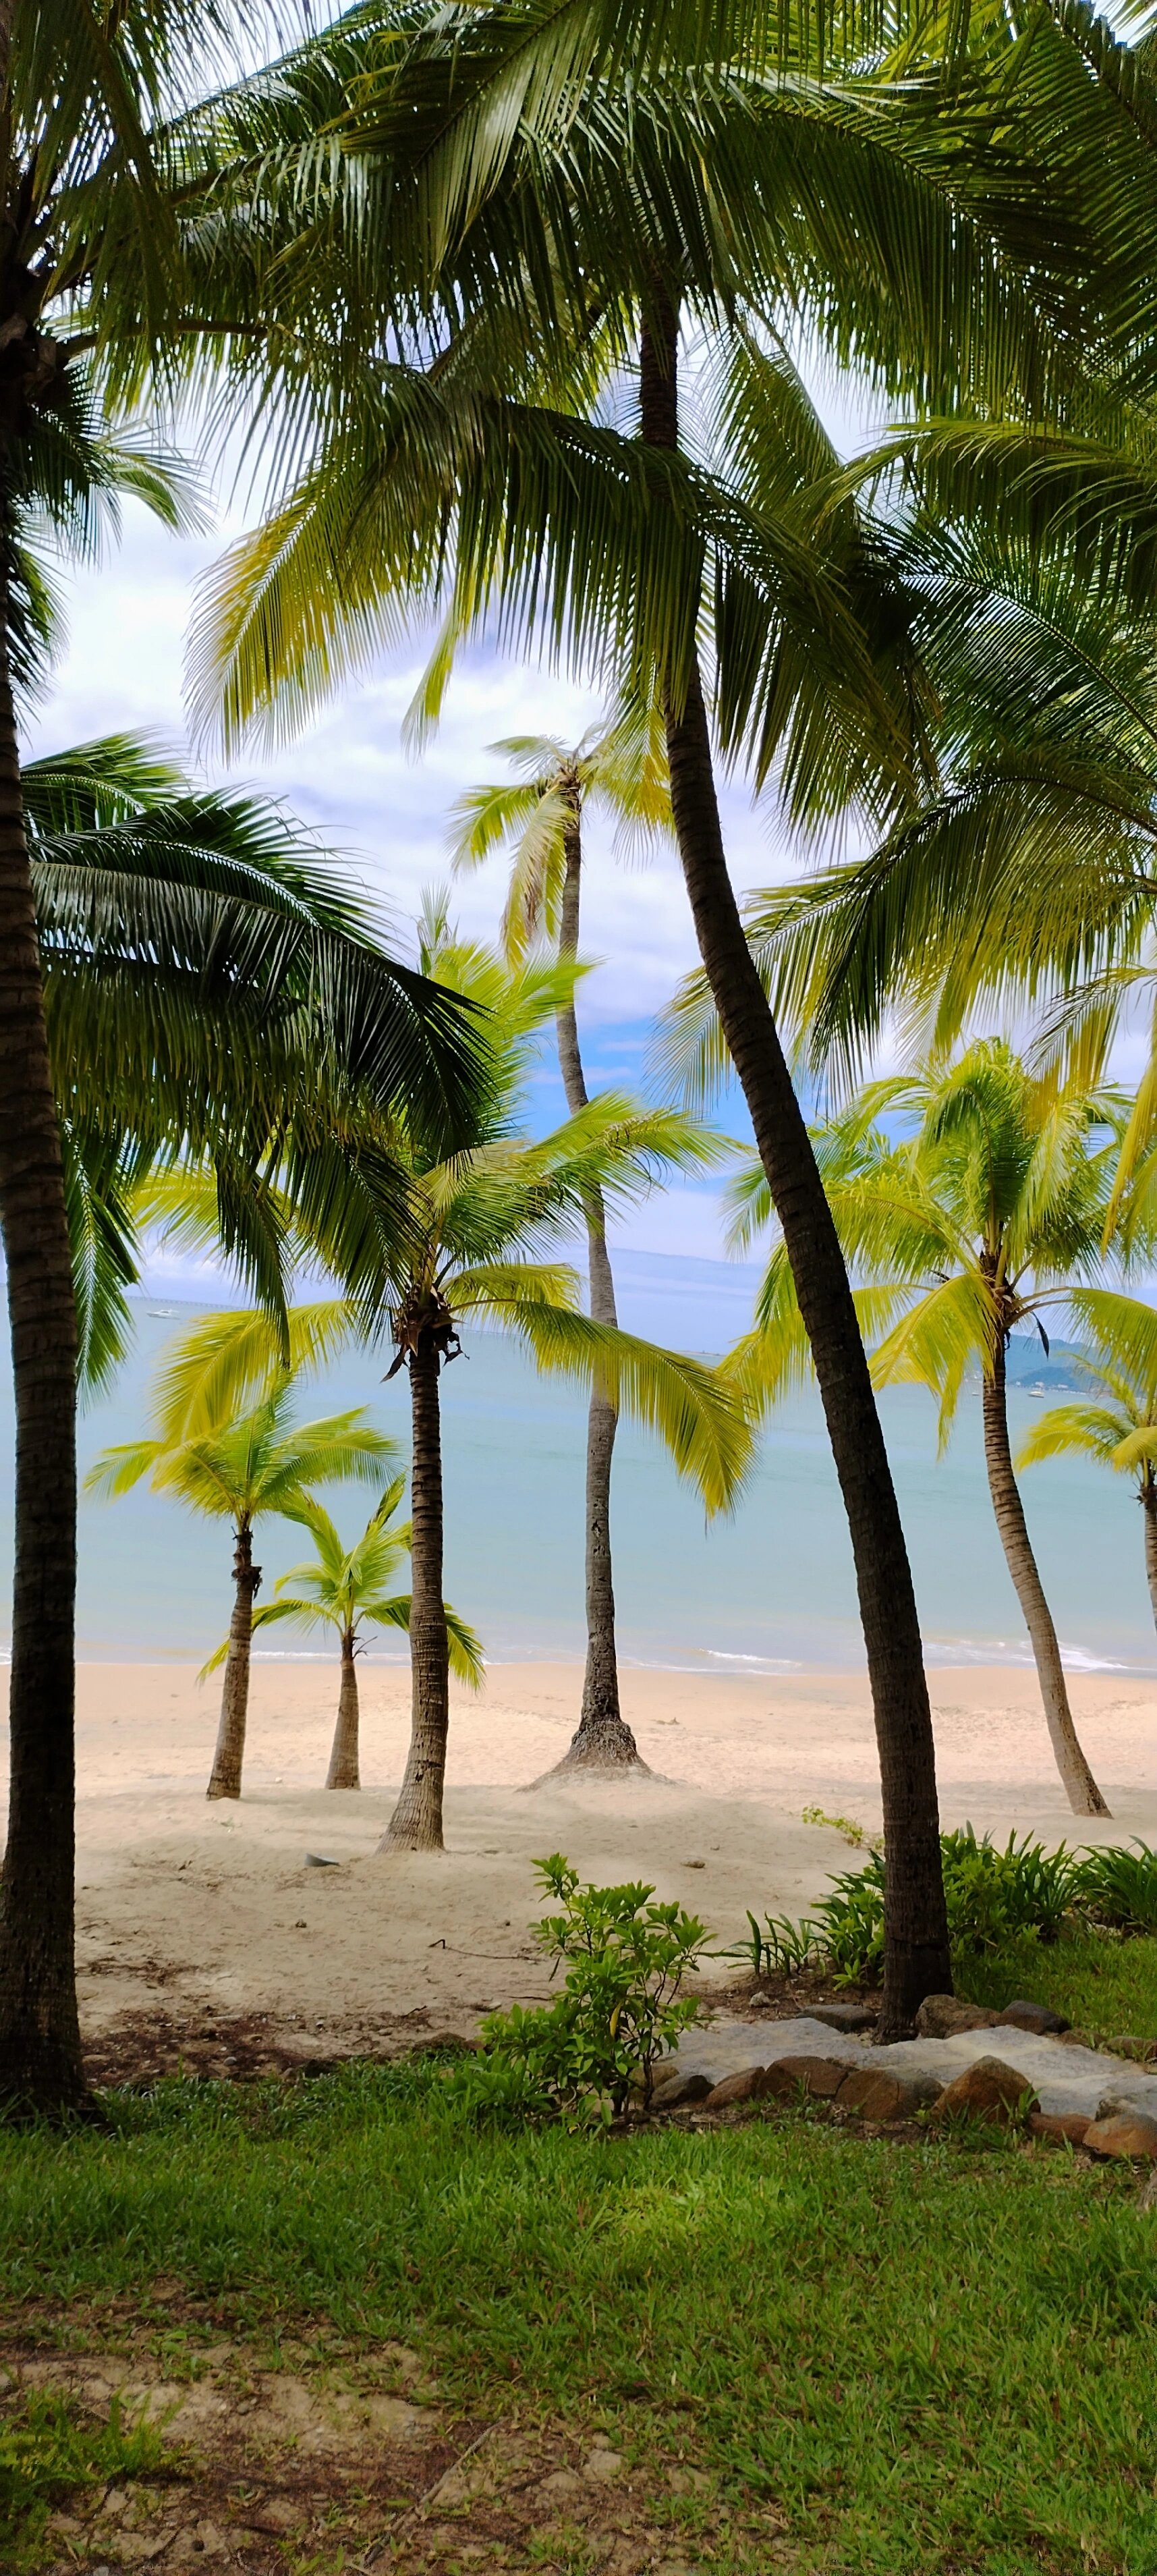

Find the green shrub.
xmin=1075 ymin=1840 xmax=1157 ymax=1934
xmin=0 ymin=2392 xmax=163 ymax=2569
xmin=470 ymin=1855 xmax=706 ymax=2121
xmin=739 ymin=1830 xmax=1088 ymax=1988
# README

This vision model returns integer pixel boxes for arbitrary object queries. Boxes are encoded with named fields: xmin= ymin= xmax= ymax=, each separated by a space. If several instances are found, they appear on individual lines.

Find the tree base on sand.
xmin=0 ymin=2003 xmax=88 ymax=2123
xmin=529 ymin=1711 xmax=652 ymax=1782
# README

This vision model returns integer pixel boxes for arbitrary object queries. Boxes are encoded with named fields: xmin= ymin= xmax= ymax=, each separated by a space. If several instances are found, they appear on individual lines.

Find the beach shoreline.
xmin=42 ymin=1657 xmax=1157 ymax=2061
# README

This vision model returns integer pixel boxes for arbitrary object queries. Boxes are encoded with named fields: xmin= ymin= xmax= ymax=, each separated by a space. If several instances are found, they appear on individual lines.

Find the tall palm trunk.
xmin=982 ymin=1336 xmax=1108 ymax=1814
xmin=640 ymin=293 xmax=950 ymax=2036
xmin=0 ymin=582 xmax=86 ymax=2114
xmin=552 ymin=793 xmax=643 ymax=1771
xmin=207 ymin=1523 xmax=260 ymax=1801
xmin=381 ymin=1329 xmax=449 ymax=1849
xmin=327 ymin=1628 xmax=361 ymax=1788
xmin=1144 ymin=1477 xmax=1157 ymax=1643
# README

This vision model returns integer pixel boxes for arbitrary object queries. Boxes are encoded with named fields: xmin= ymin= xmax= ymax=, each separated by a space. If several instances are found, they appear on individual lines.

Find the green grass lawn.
xmin=956 ymin=1928 xmax=1157 ymax=2037
xmin=2 ymin=2004 xmax=1157 ymax=2575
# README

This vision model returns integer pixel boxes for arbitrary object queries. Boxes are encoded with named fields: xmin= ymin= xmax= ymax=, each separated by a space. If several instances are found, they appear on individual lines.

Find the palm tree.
xmin=1017 ymin=1290 xmax=1157 ymax=1643
xmin=187 ymin=0 xmax=1073 ymax=2021
xmin=204 ymin=1483 xmax=484 ymax=1790
xmin=451 ymin=706 xmax=671 ymax=1767
xmin=157 ymin=909 xmax=753 ymax=1851
xmin=0 ymin=720 xmax=491 ymax=2112
xmin=86 ymin=1377 xmax=399 ymax=1800
xmin=728 ymin=1041 xmax=1120 ymax=1814
xmin=29 ymin=734 xmax=491 ymax=1387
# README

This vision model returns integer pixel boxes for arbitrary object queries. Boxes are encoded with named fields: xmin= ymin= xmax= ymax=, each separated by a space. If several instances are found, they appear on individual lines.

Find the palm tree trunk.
xmin=640 ymin=292 xmax=950 ymax=2037
xmin=982 ymin=1340 xmax=1108 ymax=1815
xmin=207 ymin=1524 xmax=260 ymax=1801
xmin=0 ymin=576 xmax=86 ymax=2115
xmin=380 ymin=1331 xmax=449 ymax=1849
xmin=326 ymin=1630 xmax=361 ymax=1788
xmin=1144 ymin=1480 xmax=1157 ymax=1642
xmin=552 ymin=796 xmax=643 ymax=1771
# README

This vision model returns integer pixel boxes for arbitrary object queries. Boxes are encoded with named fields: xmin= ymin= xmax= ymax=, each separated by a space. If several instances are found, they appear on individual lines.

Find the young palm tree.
xmin=204 ymin=1482 xmax=484 ymax=1789
xmin=451 ymin=706 xmax=671 ymax=1768
xmin=728 ymin=1041 xmax=1119 ymax=1815
xmin=86 ymin=1382 xmax=398 ymax=1799
xmin=1017 ymin=1290 xmax=1157 ymax=1643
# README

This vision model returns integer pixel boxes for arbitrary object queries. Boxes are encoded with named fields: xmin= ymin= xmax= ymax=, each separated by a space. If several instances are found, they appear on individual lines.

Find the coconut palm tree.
xmin=1017 ymin=1291 xmax=1157 ymax=1642
xmin=190 ymin=0 xmax=1065 ymax=2021
xmin=29 ymin=734 xmax=491 ymax=1387
xmin=204 ymin=1483 xmax=484 ymax=1790
xmin=727 ymin=1041 xmax=1122 ymax=1814
xmin=450 ymin=705 xmax=672 ymax=1768
xmin=86 ymin=1379 xmax=399 ymax=1800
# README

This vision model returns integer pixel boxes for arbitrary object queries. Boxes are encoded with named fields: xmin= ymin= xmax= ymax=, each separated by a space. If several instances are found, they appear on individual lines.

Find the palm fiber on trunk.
xmin=640 ymin=291 xmax=950 ymax=2035
xmin=982 ymin=1339 xmax=1108 ymax=1815
xmin=380 ymin=1332 xmax=450 ymax=1848
xmin=0 ymin=588 xmax=85 ymax=2114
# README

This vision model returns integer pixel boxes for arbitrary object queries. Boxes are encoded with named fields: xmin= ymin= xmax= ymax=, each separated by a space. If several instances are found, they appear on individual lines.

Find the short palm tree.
xmin=204 ymin=1482 xmax=484 ymax=1790
xmin=1017 ymin=1290 xmax=1157 ymax=1643
xmin=727 ymin=1042 xmax=1122 ymax=1816
xmin=86 ymin=1377 xmax=398 ymax=1800
xmin=451 ymin=705 xmax=671 ymax=1768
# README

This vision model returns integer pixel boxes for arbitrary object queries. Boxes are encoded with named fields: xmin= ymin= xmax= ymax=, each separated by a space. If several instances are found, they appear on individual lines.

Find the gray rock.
xmin=808 ymin=2002 xmax=877 ymax=2033
xmin=651 ymin=2069 xmax=712 ymax=2109
xmin=764 ymin=2054 xmax=847 ymax=2100
xmin=1083 ymin=2110 xmax=1157 ymax=2160
xmin=929 ymin=2056 xmax=1040 ymax=2124
xmin=658 ymin=2012 xmax=1157 ymax=2127
xmin=915 ymin=1994 xmax=999 ymax=2039
xmin=996 ymin=1999 xmax=1070 ymax=2036
xmin=703 ymin=2066 xmax=770 ymax=2108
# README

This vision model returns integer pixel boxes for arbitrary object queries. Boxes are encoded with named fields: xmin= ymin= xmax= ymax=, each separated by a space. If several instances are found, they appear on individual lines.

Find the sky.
xmin=26 ymin=487 xmax=795 ymax=1280
xmin=28 ymin=356 xmax=1153 ymax=1304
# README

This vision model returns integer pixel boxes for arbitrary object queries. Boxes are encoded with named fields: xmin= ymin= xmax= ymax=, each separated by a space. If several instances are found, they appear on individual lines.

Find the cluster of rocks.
xmin=646 ymin=1994 xmax=1157 ymax=2161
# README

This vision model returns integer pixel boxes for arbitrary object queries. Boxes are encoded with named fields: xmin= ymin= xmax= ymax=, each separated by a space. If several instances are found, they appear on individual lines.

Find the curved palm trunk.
xmin=207 ymin=1523 xmax=260 ymax=1801
xmin=640 ymin=296 xmax=950 ymax=2036
xmin=552 ymin=798 xmax=643 ymax=1772
xmin=0 ymin=584 xmax=86 ymax=2116
xmin=982 ymin=1342 xmax=1108 ymax=1815
xmin=1142 ymin=1479 xmax=1157 ymax=1643
xmin=380 ymin=1332 xmax=449 ymax=1849
xmin=326 ymin=1629 xmax=361 ymax=1788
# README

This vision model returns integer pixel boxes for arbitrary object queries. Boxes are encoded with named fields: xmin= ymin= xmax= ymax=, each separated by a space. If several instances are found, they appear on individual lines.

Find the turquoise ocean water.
xmin=0 ymin=1249 xmax=1148 ymax=1672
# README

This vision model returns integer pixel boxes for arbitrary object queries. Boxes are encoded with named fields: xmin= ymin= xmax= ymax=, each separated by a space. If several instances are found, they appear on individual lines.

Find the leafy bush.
xmin=738 ymin=1911 xmax=816 ymax=1977
xmin=471 ymin=1855 xmax=706 ymax=2121
xmin=0 ymin=2393 xmax=163 ymax=2569
xmin=1075 ymin=1840 xmax=1157 ymax=1935
xmin=737 ymin=1830 xmax=1088 ymax=1989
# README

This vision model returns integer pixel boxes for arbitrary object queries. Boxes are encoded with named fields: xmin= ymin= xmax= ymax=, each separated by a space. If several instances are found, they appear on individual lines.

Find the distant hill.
xmin=1005 ymin=1337 xmax=1088 ymax=1395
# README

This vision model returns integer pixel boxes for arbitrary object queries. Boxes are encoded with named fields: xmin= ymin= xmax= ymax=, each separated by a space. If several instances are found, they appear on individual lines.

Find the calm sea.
xmin=0 ymin=1250 xmax=1148 ymax=1672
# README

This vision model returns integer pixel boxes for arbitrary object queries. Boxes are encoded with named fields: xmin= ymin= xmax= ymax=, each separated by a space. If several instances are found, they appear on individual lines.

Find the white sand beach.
xmin=51 ymin=1658 xmax=1157 ymax=2056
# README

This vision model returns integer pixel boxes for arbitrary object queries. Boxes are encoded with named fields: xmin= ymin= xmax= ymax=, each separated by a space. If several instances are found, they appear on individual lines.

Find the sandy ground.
xmin=44 ymin=1657 xmax=1157 ymax=2054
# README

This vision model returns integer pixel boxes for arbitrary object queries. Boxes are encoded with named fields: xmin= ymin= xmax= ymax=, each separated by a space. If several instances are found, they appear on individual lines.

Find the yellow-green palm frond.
xmin=724 ymin=1278 xmax=913 ymax=1422
xmin=152 ymin=1300 xmax=363 ymax=1442
xmin=465 ymin=1292 xmax=752 ymax=1512
xmin=871 ymin=1271 xmax=993 ymax=1450
xmin=1015 ymin=1400 xmax=1138 ymax=1479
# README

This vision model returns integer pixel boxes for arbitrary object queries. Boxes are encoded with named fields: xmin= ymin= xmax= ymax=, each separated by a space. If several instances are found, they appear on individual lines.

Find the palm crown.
xmin=449 ymin=704 xmax=671 ymax=964
xmin=727 ymin=1039 xmax=1122 ymax=1816
xmin=229 ymin=1483 xmax=484 ymax=1688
